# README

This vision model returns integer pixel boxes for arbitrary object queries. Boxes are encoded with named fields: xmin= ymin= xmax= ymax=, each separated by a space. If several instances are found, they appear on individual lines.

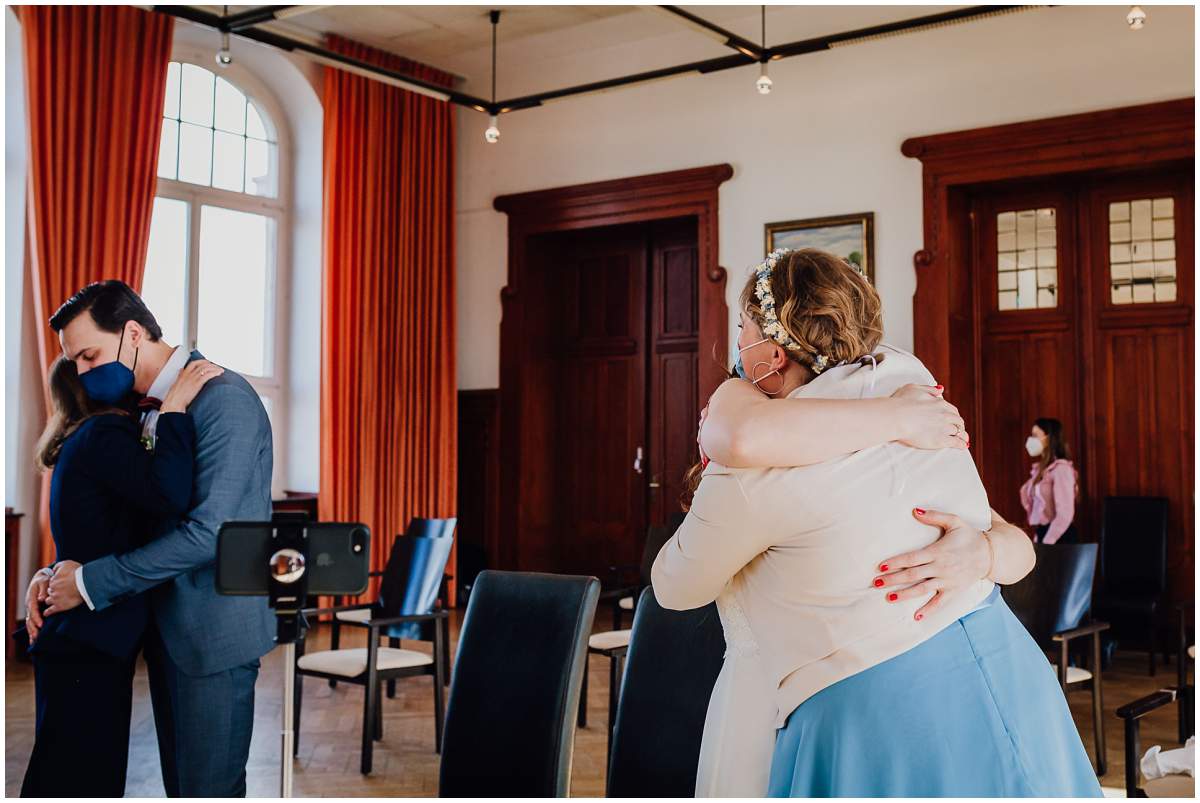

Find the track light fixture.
xmin=215 ymin=6 xmax=232 ymax=67
xmin=486 ymin=10 xmax=501 ymax=144
xmin=1126 ymin=5 xmax=1146 ymax=30
xmin=755 ymin=6 xmax=772 ymax=95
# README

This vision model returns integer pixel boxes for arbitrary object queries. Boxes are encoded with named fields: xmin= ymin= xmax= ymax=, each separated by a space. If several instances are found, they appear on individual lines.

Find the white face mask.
xmin=1025 ymin=436 xmax=1044 ymax=457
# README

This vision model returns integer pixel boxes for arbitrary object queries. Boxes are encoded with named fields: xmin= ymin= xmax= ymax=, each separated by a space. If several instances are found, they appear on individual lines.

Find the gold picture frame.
xmin=764 ymin=212 xmax=876 ymax=284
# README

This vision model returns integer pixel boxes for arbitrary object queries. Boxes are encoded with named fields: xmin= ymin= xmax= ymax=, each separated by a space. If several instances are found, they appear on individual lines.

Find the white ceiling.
xmin=212 ymin=5 xmax=990 ymax=97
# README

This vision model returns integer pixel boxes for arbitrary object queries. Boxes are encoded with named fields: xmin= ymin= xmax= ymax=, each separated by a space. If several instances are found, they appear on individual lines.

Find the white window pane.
xmin=246 ymin=102 xmax=269 ymax=140
xmin=180 ymin=63 xmax=215 ymax=126
xmin=244 ymin=139 xmax=276 ymax=197
xmin=157 ymin=120 xmax=178 ymax=180
xmin=1152 ymin=197 xmax=1174 ymax=218
xmin=178 ymin=123 xmax=213 ymax=186
xmin=197 ymin=206 xmax=273 ymax=376
xmin=214 ymin=77 xmax=247 ymax=134
xmin=142 ymin=198 xmax=189 ymax=347
xmin=1017 ymin=270 xmax=1037 ymax=308
xmin=164 ymin=62 xmax=181 ymax=119
xmin=1155 ymin=281 xmax=1177 ymax=303
xmin=212 ymin=131 xmax=245 ymax=192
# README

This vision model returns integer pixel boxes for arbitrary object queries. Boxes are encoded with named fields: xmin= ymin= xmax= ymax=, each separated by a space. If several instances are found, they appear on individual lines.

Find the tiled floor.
xmin=5 ymin=614 xmax=1190 ymax=797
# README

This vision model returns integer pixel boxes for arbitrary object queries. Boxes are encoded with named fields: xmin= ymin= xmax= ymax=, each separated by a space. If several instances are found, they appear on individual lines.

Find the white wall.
xmin=5 ymin=7 xmax=47 ymax=612
xmin=454 ymin=4 xmax=1195 ymax=390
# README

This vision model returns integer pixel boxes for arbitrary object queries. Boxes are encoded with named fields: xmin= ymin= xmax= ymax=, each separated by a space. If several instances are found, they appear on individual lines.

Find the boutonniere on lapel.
xmin=140 ymin=434 xmax=156 ymax=452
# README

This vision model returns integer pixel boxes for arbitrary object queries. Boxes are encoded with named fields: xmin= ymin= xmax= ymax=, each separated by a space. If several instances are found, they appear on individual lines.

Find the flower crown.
xmin=751 ymin=248 xmax=842 ymax=375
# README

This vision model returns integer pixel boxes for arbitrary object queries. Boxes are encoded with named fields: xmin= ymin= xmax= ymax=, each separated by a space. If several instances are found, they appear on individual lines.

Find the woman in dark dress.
xmin=21 ymin=354 xmax=221 ymax=797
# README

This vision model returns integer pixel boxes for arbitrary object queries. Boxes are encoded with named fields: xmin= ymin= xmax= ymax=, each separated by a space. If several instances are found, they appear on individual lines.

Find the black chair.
xmin=603 ymin=512 xmax=686 ymax=630
xmin=1002 ymin=542 xmax=1109 ymax=775
xmin=1174 ymin=602 xmax=1194 ymax=742
xmin=580 ymin=518 xmax=681 ymax=732
xmin=1096 ymin=496 xmax=1169 ymax=675
xmin=607 ymin=587 xmax=726 ymax=797
xmin=1116 ymin=688 xmax=1194 ymax=798
xmin=439 ymin=570 xmax=599 ymax=797
xmin=294 ymin=532 xmax=454 ymax=775
xmin=330 ymin=517 xmax=456 ymax=689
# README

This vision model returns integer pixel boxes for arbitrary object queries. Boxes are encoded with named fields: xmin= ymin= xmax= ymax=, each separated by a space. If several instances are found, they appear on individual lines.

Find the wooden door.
xmin=1081 ymin=171 xmax=1194 ymax=599
xmin=555 ymin=225 xmax=649 ymax=576
xmin=647 ymin=219 xmax=700 ymax=527
xmin=972 ymin=186 xmax=1081 ymax=530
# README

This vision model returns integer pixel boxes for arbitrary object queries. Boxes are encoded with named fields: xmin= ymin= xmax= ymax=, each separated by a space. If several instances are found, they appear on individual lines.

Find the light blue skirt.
xmin=768 ymin=589 xmax=1103 ymax=797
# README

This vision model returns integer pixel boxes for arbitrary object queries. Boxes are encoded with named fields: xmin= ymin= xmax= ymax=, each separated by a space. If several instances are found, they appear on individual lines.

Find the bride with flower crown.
xmin=654 ymin=249 xmax=1100 ymax=797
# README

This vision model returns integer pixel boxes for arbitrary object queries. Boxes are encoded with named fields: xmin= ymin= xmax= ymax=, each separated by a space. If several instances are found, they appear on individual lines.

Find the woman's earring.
xmin=750 ymin=361 xmax=784 ymax=396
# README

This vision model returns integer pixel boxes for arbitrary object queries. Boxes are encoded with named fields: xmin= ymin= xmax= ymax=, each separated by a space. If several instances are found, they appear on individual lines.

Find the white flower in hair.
xmin=750 ymin=248 xmax=843 ymax=374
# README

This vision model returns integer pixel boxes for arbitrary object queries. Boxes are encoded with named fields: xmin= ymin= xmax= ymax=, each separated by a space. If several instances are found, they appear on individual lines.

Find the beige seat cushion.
xmin=1188 ymin=644 xmax=1195 ymax=660
xmin=589 ymin=630 xmax=631 ymax=652
xmin=1143 ymin=774 xmax=1195 ymax=798
xmin=335 ymin=608 xmax=373 ymax=623
xmin=1049 ymin=661 xmax=1093 ymax=684
xmin=618 ymin=596 xmax=634 ymax=611
xmin=298 ymin=647 xmax=432 ymax=678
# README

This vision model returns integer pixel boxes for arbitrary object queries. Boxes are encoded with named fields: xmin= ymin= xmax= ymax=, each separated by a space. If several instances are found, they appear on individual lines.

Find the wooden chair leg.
xmin=1092 ymin=633 xmax=1107 ymax=777
xmin=293 ymin=672 xmax=304 ymax=758
xmin=361 ymin=681 xmax=377 ymax=775
xmin=441 ymin=615 xmax=452 ymax=681
xmin=329 ymin=611 xmax=341 ymax=689
xmin=433 ymin=622 xmax=446 ymax=753
xmin=606 ymin=652 xmax=623 ymax=767
xmin=1149 ymin=611 xmax=1157 ymax=677
xmin=387 ymin=637 xmax=399 ymax=699
xmin=578 ymin=654 xmax=589 ymax=728
xmin=374 ymin=683 xmax=384 ymax=741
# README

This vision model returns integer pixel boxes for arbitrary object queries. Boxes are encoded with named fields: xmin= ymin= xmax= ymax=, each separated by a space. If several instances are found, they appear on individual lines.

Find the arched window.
xmin=142 ymin=59 xmax=288 ymax=472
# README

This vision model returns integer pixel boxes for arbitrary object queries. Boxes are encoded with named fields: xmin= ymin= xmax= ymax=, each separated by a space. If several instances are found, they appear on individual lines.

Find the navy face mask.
xmin=78 ymin=326 xmax=137 ymax=405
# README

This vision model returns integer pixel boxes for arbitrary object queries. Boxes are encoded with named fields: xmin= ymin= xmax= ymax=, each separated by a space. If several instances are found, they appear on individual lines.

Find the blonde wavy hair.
xmin=680 ymin=249 xmax=884 ymax=511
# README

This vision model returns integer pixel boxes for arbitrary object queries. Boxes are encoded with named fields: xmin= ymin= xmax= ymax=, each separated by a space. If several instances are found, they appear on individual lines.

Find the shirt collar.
xmin=145 ymin=346 xmax=190 ymax=402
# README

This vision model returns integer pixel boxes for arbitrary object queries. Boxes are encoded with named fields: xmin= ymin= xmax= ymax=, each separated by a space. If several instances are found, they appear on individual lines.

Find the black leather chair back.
xmin=607 ymin=587 xmax=726 ymax=797
xmin=1100 ymin=496 xmax=1168 ymax=599
xmin=1003 ymin=543 xmax=1098 ymax=648
xmin=439 ymin=570 xmax=599 ymax=797
xmin=639 ymin=516 xmax=682 ymax=586
xmin=377 ymin=534 xmax=455 ymax=639
xmin=406 ymin=516 xmax=457 ymax=541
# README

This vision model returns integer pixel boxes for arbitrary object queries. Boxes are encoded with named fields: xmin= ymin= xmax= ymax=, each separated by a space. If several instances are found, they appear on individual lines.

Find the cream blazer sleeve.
xmin=651 ymin=464 xmax=776 ymax=611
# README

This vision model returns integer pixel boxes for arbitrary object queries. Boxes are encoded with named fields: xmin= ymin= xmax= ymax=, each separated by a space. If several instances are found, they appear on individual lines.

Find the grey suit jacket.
xmin=82 ymin=352 xmax=276 ymax=676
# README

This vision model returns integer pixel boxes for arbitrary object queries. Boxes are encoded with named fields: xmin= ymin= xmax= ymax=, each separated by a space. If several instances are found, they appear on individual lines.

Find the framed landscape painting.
xmin=765 ymin=212 xmax=875 ymax=284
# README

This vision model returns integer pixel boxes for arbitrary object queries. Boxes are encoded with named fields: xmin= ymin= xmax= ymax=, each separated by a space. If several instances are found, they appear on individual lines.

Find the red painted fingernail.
xmin=879 ymin=563 xmax=889 ymax=572
xmin=914 ymin=508 xmax=926 ymax=516
xmin=935 ymin=384 xmax=944 ymax=391
xmin=873 ymin=578 xmax=885 ymax=588
xmin=915 ymin=613 xmax=924 ymax=621
xmin=888 ymin=593 xmax=898 ymax=602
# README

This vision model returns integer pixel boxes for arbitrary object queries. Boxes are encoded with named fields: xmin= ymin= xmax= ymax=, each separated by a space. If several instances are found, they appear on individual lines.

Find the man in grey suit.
xmin=27 ymin=280 xmax=276 ymax=796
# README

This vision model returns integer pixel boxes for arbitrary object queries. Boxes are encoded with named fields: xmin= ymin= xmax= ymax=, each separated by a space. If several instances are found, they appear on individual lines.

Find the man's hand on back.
xmin=45 ymin=560 xmax=84 ymax=616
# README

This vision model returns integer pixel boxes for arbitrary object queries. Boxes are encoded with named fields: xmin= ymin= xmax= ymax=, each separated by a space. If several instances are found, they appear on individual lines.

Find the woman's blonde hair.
xmin=740 ymin=248 xmax=883 ymax=374
xmin=681 ymin=249 xmax=883 ymax=511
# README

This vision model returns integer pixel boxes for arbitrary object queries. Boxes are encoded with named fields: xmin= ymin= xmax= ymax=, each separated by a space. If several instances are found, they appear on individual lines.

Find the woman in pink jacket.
xmin=1019 ymin=417 xmax=1079 ymax=544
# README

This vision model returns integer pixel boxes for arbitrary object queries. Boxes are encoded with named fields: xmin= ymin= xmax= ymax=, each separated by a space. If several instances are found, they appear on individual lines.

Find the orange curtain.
xmin=17 ymin=6 xmax=173 ymax=565
xmin=319 ymin=36 xmax=458 ymax=602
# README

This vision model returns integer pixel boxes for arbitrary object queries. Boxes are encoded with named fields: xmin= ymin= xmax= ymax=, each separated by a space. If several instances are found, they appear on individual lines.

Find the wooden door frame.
xmin=493 ymin=164 xmax=733 ymax=570
xmin=902 ymin=98 xmax=1193 ymax=446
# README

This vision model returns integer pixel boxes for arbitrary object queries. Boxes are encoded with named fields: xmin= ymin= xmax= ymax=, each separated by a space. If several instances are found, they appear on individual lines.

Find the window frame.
xmin=152 ymin=48 xmax=294 ymax=493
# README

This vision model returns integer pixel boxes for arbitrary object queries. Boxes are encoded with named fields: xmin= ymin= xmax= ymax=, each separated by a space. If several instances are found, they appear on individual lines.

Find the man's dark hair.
xmin=49 ymin=280 xmax=163 ymax=341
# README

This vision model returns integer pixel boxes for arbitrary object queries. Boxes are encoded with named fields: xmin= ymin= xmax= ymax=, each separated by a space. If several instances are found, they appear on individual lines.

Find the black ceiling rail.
xmin=154 ymin=5 xmax=493 ymax=110
xmin=155 ymin=4 xmax=1025 ymax=117
xmin=657 ymin=5 xmax=765 ymax=60
xmin=218 ymin=5 xmax=297 ymax=33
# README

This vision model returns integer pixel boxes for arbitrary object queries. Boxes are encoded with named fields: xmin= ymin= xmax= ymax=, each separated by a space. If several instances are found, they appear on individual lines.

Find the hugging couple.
xmin=20 ymin=280 xmax=274 ymax=797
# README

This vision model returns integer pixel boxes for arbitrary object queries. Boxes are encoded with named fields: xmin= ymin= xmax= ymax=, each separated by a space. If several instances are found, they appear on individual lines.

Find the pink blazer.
xmin=1019 ymin=459 xmax=1078 ymax=544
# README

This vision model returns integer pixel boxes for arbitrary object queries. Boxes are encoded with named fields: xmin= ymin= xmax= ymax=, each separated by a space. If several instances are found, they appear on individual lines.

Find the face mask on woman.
xmin=734 ymin=336 xmax=780 ymax=390
xmin=79 ymin=326 xmax=137 ymax=405
xmin=1025 ymin=436 xmax=1044 ymax=458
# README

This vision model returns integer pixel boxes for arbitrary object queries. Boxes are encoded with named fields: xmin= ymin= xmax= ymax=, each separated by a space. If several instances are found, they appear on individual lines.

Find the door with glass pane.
xmin=1082 ymin=171 xmax=1193 ymax=596
xmin=973 ymin=186 xmax=1081 ymax=530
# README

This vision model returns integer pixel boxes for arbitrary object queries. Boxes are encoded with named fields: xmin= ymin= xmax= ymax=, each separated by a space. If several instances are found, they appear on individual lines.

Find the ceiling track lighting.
xmin=1126 ymin=6 xmax=1147 ymax=30
xmin=484 ymin=10 xmax=502 ymax=144
xmin=755 ymin=6 xmax=772 ymax=95
xmin=216 ymin=5 xmax=233 ymax=67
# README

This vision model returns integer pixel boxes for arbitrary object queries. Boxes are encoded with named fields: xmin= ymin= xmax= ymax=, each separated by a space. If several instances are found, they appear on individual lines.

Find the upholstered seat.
xmin=1143 ymin=774 xmax=1194 ymax=798
xmin=1049 ymin=662 xmax=1094 ymax=684
xmin=589 ymin=630 xmax=631 ymax=652
xmin=298 ymin=647 xmax=433 ymax=678
xmin=618 ymin=596 xmax=634 ymax=611
xmin=335 ymin=608 xmax=373 ymax=623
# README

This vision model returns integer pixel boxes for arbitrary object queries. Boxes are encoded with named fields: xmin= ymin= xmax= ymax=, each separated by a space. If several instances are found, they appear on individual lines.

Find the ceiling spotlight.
xmin=756 ymin=62 xmax=773 ymax=95
xmin=485 ymin=115 xmax=500 ymax=144
xmin=1126 ymin=5 xmax=1146 ymax=30
xmin=215 ymin=7 xmax=232 ymax=67
xmin=485 ymin=11 xmax=502 ymax=144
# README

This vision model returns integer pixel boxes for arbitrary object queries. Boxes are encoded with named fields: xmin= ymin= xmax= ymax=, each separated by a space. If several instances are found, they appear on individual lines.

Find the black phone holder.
xmin=268 ymin=519 xmax=310 ymax=645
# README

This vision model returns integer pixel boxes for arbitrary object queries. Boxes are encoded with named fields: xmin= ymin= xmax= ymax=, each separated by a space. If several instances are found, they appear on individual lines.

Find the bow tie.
xmin=137 ymin=396 xmax=163 ymax=412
